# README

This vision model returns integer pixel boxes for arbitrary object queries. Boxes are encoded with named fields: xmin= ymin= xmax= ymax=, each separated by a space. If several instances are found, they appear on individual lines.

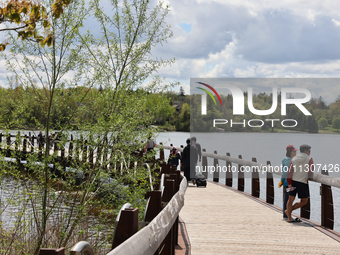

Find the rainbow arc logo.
xmin=196 ymin=82 xmax=222 ymax=115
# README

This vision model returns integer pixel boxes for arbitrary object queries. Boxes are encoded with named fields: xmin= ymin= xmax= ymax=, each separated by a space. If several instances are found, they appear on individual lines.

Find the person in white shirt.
xmin=285 ymin=144 xmax=314 ymax=223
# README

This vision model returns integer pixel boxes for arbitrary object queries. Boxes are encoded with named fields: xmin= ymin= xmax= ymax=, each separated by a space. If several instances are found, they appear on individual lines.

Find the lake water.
xmin=156 ymin=131 xmax=340 ymax=233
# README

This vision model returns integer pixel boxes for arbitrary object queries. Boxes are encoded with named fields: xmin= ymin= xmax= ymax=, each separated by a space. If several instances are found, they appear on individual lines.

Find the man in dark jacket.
xmin=191 ymin=137 xmax=201 ymax=162
xmin=181 ymin=138 xmax=198 ymax=184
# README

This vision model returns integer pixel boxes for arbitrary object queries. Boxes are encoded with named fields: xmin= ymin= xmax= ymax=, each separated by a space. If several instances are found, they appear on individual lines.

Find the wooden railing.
xmin=0 ymin=132 xmax=108 ymax=167
xmin=0 ymin=138 xmax=186 ymax=255
xmin=200 ymin=149 xmax=338 ymax=230
xmin=0 ymin=132 xmax=152 ymax=185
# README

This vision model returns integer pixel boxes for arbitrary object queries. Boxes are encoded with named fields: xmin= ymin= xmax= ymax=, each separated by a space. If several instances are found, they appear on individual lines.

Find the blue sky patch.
xmin=179 ymin=23 xmax=192 ymax=33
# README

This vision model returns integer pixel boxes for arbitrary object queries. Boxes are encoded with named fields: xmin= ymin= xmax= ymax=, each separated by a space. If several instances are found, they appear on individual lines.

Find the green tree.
xmin=329 ymin=101 xmax=340 ymax=116
xmin=332 ymin=118 xmax=340 ymax=131
xmin=307 ymin=115 xmax=319 ymax=133
xmin=179 ymin=86 xmax=185 ymax=96
xmin=318 ymin=118 xmax=328 ymax=129
xmin=178 ymin=103 xmax=190 ymax=131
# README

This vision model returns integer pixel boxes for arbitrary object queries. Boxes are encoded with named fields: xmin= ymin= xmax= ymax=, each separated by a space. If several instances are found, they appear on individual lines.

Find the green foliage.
xmin=332 ymin=118 xmax=340 ymax=131
xmin=329 ymin=101 xmax=340 ymax=116
xmin=0 ymin=0 xmax=73 ymax=50
xmin=318 ymin=118 xmax=328 ymax=129
xmin=307 ymin=115 xmax=319 ymax=133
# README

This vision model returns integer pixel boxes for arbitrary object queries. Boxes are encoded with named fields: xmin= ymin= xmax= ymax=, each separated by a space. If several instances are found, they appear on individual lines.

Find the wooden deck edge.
xmin=175 ymin=216 xmax=191 ymax=255
xmin=209 ymin=180 xmax=340 ymax=243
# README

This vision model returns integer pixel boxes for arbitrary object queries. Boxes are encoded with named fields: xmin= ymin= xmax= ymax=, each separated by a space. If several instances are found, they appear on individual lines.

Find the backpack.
xmin=195 ymin=173 xmax=207 ymax=187
xmin=147 ymin=140 xmax=155 ymax=148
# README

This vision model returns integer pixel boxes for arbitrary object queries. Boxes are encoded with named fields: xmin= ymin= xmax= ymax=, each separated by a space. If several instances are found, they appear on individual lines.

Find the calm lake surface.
xmin=157 ymin=131 xmax=340 ymax=233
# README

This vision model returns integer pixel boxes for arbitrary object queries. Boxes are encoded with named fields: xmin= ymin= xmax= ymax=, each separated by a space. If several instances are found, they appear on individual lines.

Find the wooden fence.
xmin=200 ymin=149 xmax=339 ymax=230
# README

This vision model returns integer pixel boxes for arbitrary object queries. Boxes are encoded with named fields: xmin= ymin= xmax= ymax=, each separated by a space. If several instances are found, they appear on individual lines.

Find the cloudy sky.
xmin=2 ymin=0 xmax=340 ymax=103
xmin=151 ymin=0 xmax=340 ymax=103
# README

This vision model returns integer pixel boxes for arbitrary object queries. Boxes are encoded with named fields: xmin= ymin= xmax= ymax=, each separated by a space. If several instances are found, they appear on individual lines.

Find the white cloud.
xmin=3 ymin=0 xmax=340 ymax=103
xmin=332 ymin=18 xmax=340 ymax=26
xmin=233 ymin=67 xmax=256 ymax=77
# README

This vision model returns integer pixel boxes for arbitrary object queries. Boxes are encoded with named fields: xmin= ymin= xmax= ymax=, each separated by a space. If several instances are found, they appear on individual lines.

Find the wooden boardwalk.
xmin=180 ymin=180 xmax=340 ymax=255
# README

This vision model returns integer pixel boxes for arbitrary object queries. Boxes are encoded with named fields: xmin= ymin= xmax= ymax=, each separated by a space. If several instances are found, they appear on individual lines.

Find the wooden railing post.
xmin=103 ymin=135 xmax=109 ymax=170
xmin=300 ymin=189 xmax=311 ymax=219
xmin=53 ymin=138 xmax=58 ymax=155
xmin=321 ymin=169 xmax=334 ymax=229
xmin=213 ymin=150 xmax=219 ymax=182
xmin=14 ymin=132 xmax=19 ymax=152
xmin=68 ymin=134 xmax=73 ymax=164
xmin=6 ymin=133 xmax=11 ymax=157
xmin=159 ymin=142 xmax=164 ymax=161
xmin=164 ymin=162 xmax=171 ymax=175
xmin=30 ymin=135 xmax=34 ymax=153
xmin=144 ymin=190 xmax=162 ymax=223
xmin=15 ymin=132 xmax=20 ymax=162
xmin=23 ymin=135 xmax=27 ymax=158
xmin=238 ymin=155 xmax=244 ymax=191
xmin=174 ymin=170 xmax=181 ymax=192
xmin=89 ymin=145 xmax=94 ymax=168
xmin=75 ymin=136 xmax=82 ymax=163
xmin=162 ymin=179 xmax=175 ymax=206
xmin=166 ymin=174 xmax=180 ymax=248
xmin=225 ymin=152 xmax=232 ymax=187
xmin=159 ymin=179 xmax=175 ymax=255
xmin=60 ymin=141 xmax=66 ymax=170
xmin=251 ymin=157 xmax=260 ymax=198
xmin=202 ymin=149 xmax=208 ymax=179
xmin=111 ymin=208 xmax=139 ymax=249
xmin=97 ymin=138 xmax=102 ymax=169
xmin=266 ymin=161 xmax=274 ymax=204
xmin=82 ymin=139 xmax=88 ymax=163
xmin=39 ymin=134 xmax=43 ymax=158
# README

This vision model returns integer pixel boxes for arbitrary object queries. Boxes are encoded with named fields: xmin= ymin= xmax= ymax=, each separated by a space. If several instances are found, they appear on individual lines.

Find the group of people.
xmin=166 ymin=137 xmax=202 ymax=185
xmin=181 ymin=137 xmax=201 ymax=185
xmin=280 ymin=144 xmax=314 ymax=223
xmin=154 ymin=135 xmax=313 ymax=222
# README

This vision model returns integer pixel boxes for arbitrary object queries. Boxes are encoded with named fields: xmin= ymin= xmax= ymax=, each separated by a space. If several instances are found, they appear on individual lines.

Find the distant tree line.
xmin=0 ymin=84 xmax=191 ymax=131
xmin=4 ymin=85 xmax=340 ymax=133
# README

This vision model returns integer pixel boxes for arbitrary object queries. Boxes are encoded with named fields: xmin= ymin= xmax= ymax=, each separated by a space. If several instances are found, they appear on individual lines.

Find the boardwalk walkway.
xmin=180 ymin=180 xmax=340 ymax=255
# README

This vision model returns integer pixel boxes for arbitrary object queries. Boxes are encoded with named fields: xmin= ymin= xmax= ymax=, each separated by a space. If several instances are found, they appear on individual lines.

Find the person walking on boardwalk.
xmin=279 ymin=145 xmax=297 ymax=219
xmin=167 ymin=146 xmax=181 ymax=168
xmin=181 ymin=138 xmax=198 ymax=184
xmin=144 ymin=134 xmax=157 ymax=153
xmin=191 ymin=136 xmax=202 ymax=163
xmin=285 ymin=144 xmax=314 ymax=223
